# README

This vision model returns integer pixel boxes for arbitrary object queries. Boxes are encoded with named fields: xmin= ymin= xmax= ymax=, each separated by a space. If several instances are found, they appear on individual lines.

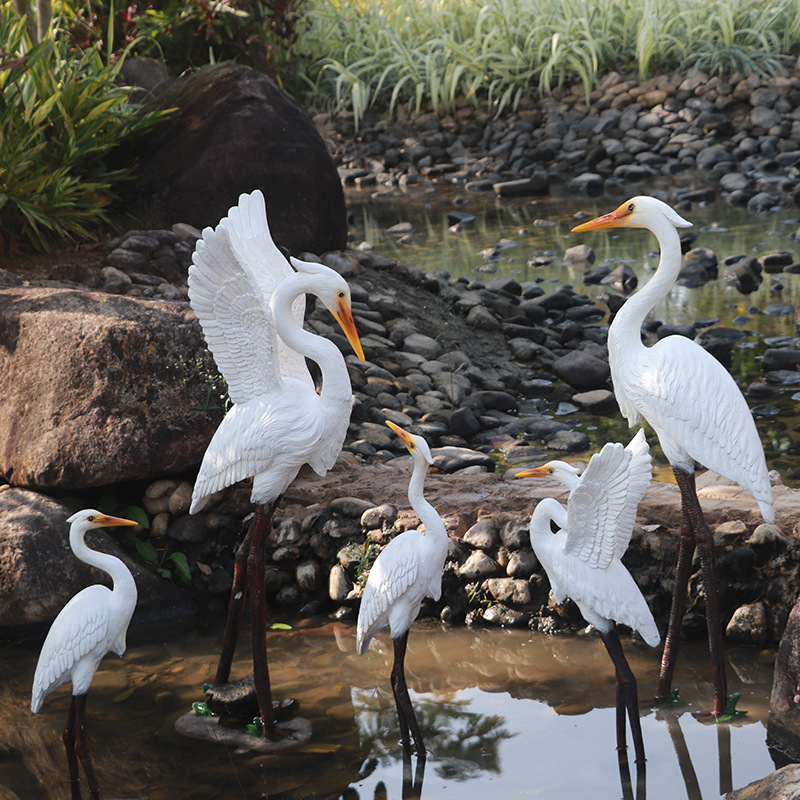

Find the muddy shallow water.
xmin=3 ymin=617 xmax=778 ymax=799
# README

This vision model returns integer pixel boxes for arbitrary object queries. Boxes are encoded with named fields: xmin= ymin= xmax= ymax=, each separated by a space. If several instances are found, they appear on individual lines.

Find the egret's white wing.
xmin=31 ymin=587 xmax=110 ymax=712
xmin=565 ymin=431 xmax=652 ymax=568
xmin=188 ymin=191 xmax=312 ymax=404
xmin=356 ymin=530 xmax=425 ymax=655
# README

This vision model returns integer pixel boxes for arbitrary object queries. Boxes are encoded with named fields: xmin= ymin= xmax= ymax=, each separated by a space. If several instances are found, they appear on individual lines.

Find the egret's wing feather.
xmin=188 ymin=191 xmax=312 ymax=403
xmin=356 ymin=532 xmax=423 ymax=654
xmin=31 ymin=588 xmax=110 ymax=712
xmin=565 ymin=434 xmax=652 ymax=568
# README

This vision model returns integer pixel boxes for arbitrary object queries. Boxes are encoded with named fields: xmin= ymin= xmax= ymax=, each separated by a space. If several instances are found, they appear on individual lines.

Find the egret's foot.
xmin=694 ymin=693 xmax=749 ymax=725
xmin=655 ymin=688 xmax=682 ymax=709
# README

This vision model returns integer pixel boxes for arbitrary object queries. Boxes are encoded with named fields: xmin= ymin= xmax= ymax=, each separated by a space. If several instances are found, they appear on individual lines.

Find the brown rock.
xmin=726 ymin=764 xmax=800 ymax=799
xmin=767 ymin=597 xmax=800 ymax=761
xmin=0 ymin=287 xmax=222 ymax=490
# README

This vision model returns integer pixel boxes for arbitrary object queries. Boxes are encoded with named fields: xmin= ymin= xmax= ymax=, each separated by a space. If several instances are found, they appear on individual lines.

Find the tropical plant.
xmin=0 ymin=5 xmax=168 ymax=251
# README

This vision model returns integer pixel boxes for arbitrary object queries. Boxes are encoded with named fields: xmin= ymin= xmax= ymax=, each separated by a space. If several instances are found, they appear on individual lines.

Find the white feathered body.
xmin=31 ymin=582 xmax=135 ymax=712
xmin=356 ymin=526 xmax=448 ymax=655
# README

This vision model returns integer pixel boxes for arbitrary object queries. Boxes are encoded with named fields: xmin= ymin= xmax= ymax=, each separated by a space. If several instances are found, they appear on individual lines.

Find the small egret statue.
xmin=517 ymin=431 xmax=658 ymax=763
xmin=31 ymin=509 xmax=139 ymax=800
xmin=573 ymin=196 xmax=774 ymax=716
xmin=188 ymin=190 xmax=364 ymax=737
xmin=356 ymin=421 xmax=448 ymax=759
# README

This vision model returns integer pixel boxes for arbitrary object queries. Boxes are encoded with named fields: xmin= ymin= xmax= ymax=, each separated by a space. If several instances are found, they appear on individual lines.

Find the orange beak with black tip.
xmin=572 ymin=201 xmax=634 ymax=233
xmin=333 ymin=295 xmax=366 ymax=362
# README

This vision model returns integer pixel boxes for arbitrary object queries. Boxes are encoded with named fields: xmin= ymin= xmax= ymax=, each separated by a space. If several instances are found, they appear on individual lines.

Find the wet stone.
xmin=463 ymin=519 xmax=499 ymax=551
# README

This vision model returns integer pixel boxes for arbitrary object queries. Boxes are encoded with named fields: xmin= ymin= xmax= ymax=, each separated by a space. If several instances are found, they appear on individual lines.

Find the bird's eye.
xmin=627 ymin=203 xmax=635 ymax=214
xmin=87 ymin=515 xmax=95 ymax=522
xmin=548 ymin=467 xmax=554 ymax=474
xmin=549 ymin=519 xmax=560 ymax=535
xmin=338 ymin=291 xmax=345 ymax=299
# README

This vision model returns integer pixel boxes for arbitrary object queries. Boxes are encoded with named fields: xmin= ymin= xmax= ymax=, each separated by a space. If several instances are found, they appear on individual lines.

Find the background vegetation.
xmin=3 ymin=0 xmax=800 ymax=250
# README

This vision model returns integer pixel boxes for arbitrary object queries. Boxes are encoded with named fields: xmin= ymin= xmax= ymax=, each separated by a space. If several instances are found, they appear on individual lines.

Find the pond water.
xmin=2 ymin=617 xmax=779 ymax=799
xmin=346 ymin=184 xmax=800 ymax=485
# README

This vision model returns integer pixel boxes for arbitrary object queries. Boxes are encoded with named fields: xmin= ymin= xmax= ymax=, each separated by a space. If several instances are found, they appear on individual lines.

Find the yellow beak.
xmin=572 ymin=202 xmax=632 ymax=233
xmin=95 ymin=514 xmax=139 ymax=527
xmin=333 ymin=297 xmax=365 ymax=362
xmin=514 ymin=465 xmax=551 ymax=479
xmin=385 ymin=420 xmax=415 ymax=451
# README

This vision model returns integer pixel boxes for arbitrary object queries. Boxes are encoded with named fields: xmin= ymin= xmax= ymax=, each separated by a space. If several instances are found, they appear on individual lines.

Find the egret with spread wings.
xmin=517 ymin=431 xmax=658 ymax=763
xmin=188 ymin=190 xmax=364 ymax=737
xmin=31 ymin=510 xmax=139 ymax=800
xmin=573 ymin=196 xmax=774 ymax=716
xmin=356 ymin=422 xmax=448 ymax=759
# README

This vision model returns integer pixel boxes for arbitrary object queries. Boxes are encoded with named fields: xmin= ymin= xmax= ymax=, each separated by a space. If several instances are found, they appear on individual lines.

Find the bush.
xmin=0 ymin=5 xmax=168 ymax=251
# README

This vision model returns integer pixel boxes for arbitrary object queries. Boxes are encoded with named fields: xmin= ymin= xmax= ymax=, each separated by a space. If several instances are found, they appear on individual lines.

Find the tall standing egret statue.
xmin=356 ymin=421 xmax=449 ymax=759
xmin=573 ymin=196 xmax=775 ymax=716
xmin=516 ymin=431 xmax=659 ymax=764
xmin=31 ymin=509 xmax=139 ymax=800
xmin=188 ymin=190 xmax=365 ymax=737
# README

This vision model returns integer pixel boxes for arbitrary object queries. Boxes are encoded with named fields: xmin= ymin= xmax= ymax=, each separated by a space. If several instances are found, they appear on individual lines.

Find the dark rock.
xmin=569 ymin=172 xmax=604 ymax=196
xmin=747 ymin=191 xmax=782 ymax=213
xmin=433 ymin=447 xmax=496 ymax=473
xmin=723 ymin=256 xmax=763 ymax=294
xmin=768 ymin=597 xmax=800 ymax=762
xmin=118 ymin=61 xmax=347 ymax=254
xmin=449 ymin=406 xmax=482 ymax=439
xmin=601 ymin=264 xmax=637 ymax=293
xmin=727 ymin=765 xmax=800 ymax=800
xmin=763 ymin=349 xmax=800 ymax=372
xmin=552 ymin=350 xmax=610 ymax=391
xmin=678 ymin=247 xmax=718 ymax=286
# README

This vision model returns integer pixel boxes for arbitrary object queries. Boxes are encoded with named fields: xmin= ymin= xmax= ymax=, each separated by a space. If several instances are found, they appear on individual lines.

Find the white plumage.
xmin=32 ymin=510 xmax=138 ymax=712
xmin=356 ymin=421 xmax=448 ymax=757
xmin=519 ymin=430 xmax=658 ymax=646
xmin=31 ymin=509 xmax=138 ymax=799
xmin=187 ymin=189 xmax=364 ymax=513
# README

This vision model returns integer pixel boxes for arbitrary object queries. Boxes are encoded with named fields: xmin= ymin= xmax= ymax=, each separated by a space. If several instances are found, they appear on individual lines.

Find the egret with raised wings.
xmin=31 ymin=509 xmax=139 ymax=800
xmin=188 ymin=190 xmax=364 ymax=736
xmin=517 ymin=432 xmax=658 ymax=763
xmin=356 ymin=421 xmax=449 ymax=759
xmin=573 ymin=196 xmax=774 ymax=716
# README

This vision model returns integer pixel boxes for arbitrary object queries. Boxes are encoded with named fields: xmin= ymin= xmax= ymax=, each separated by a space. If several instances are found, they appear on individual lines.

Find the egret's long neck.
xmin=609 ymin=218 xmax=683 ymax=356
xmin=271 ymin=274 xmax=351 ymax=404
xmin=408 ymin=459 xmax=446 ymax=537
xmin=71 ymin=526 xmax=136 ymax=597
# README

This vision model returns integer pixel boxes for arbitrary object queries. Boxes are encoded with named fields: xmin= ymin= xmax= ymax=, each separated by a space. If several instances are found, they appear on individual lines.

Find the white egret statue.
xmin=188 ymin=190 xmax=365 ymax=736
xmin=573 ymin=196 xmax=774 ymax=716
xmin=31 ymin=510 xmax=139 ymax=800
xmin=517 ymin=431 xmax=658 ymax=763
xmin=356 ymin=421 xmax=449 ymax=758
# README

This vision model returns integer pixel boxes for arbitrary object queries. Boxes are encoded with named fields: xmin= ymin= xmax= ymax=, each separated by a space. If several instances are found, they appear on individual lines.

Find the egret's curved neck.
xmin=271 ymin=273 xmax=350 ymax=403
xmin=609 ymin=217 xmax=683 ymax=352
xmin=408 ymin=459 xmax=445 ymax=537
xmin=70 ymin=526 xmax=135 ymax=596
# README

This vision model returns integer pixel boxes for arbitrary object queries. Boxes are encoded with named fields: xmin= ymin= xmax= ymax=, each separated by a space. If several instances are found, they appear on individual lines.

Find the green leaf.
xmin=270 ymin=622 xmax=293 ymax=631
xmin=124 ymin=505 xmax=150 ymax=530
xmin=168 ymin=552 xmax=192 ymax=585
xmin=134 ymin=538 xmax=160 ymax=565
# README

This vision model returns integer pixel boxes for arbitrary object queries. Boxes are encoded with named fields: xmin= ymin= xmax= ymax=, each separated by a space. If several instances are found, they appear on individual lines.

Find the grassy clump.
xmin=0 ymin=4 xmax=168 ymax=251
xmin=304 ymin=0 xmax=800 ymax=127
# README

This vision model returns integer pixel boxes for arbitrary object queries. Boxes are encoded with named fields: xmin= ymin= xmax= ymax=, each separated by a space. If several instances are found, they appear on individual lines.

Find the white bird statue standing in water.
xmin=517 ymin=431 xmax=658 ymax=764
xmin=188 ymin=190 xmax=365 ymax=737
xmin=31 ymin=509 xmax=139 ymax=800
xmin=356 ymin=421 xmax=449 ymax=759
xmin=573 ymin=196 xmax=775 ymax=717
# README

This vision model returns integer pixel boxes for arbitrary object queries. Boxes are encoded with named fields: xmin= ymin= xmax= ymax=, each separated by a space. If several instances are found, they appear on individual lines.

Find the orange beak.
xmin=572 ymin=202 xmax=633 ymax=233
xmin=385 ymin=420 xmax=415 ymax=450
xmin=333 ymin=296 xmax=365 ymax=362
xmin=514 ymin=465 xmax=551 ymax=479
xmin=94 ymin=514 xmax=139 ymax=527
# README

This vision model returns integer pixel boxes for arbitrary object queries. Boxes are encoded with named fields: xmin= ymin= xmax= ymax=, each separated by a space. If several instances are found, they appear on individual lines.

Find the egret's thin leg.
xmin=601 ymin=629 xmax=646 ymax=765
xmin=657 ymin=487 xmax=695 ymax=704
xmin=391 ymin=632 xmax=425 ymax=759
xmin=63 ymin=695 xmax=82 ymax=800
xmin=249 ymin=502 xmax=277 ymax=736
xmin=674 ymin=469 xmax=728 ymax=716
xmin=73 ymin=694 xmax=103 ymax=800
xmin=402 ymin=746 xmax=426 ymax=800
xmin=215 ymin=523 xmax=254 ymax=685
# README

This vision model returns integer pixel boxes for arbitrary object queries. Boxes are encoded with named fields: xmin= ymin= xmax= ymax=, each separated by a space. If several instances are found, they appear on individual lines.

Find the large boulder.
xmin=0 ymin=287 xmax=222 ymax=490
xmin=767 ymin=593 xmax=800 ymax=762
xmin=0 ymin=488 xmax=196 ymax=631
xmin=117 ymin=61 xmax=347 ymax=254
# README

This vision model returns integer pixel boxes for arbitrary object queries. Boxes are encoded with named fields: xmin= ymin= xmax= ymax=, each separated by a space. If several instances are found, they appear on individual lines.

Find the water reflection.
xmin=1 ymin=618 xmax=777 ymax=799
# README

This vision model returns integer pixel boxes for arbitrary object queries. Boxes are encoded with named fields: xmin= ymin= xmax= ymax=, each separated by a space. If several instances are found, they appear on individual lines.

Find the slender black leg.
xmin=390 ymin=632 xmax=426 ymax=759
xmin=600 ymin=629 xmax=646 ymax=766
xmin=402 ymin=745 xmax=426 ymax=799
xmin=674 ymin=469 xmax=728 ymax=716
xmin=215 ymin=522 xmax=254 ymax=685
xmin=72 ymin=694 xmax=103 ymax=800
xmin=63 ymin=696 xmax=82 ymax=800
xmin=657 ymin=492 xmax=695 ymax=705
xmin=248 ymin=502 xmax=278 ymax=736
